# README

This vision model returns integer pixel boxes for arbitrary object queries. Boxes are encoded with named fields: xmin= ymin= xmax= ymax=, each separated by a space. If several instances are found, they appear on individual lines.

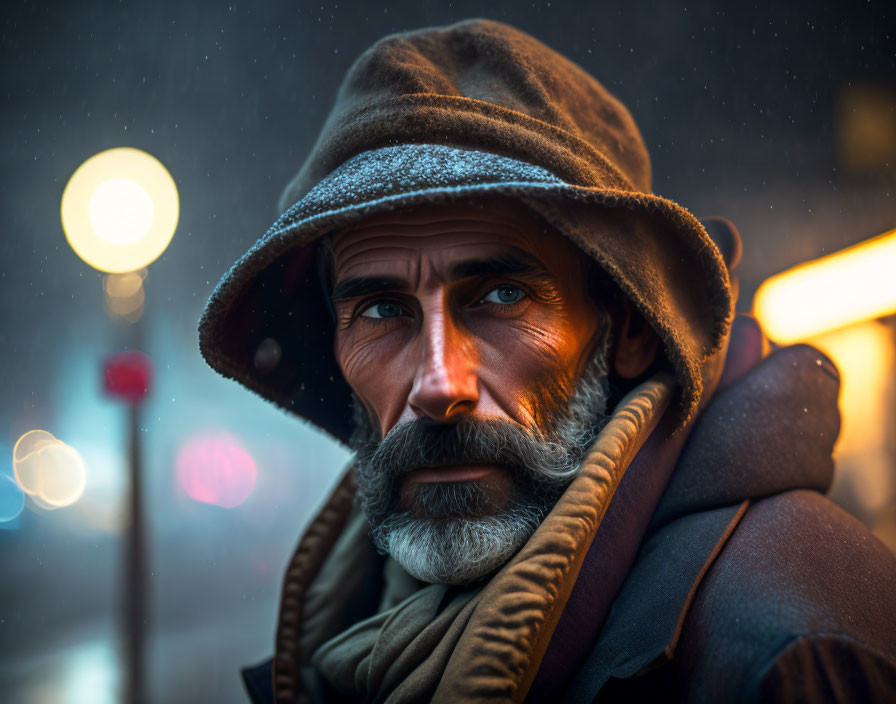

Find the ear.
xmin=613 ymin=300 xmax=660 ymax=379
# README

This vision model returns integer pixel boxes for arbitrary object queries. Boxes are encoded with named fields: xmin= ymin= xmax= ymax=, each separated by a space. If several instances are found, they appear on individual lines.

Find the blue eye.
xmin=361 ymin=301 xmax=404 ymax=319
xmin=483 ymin=285 xmax=525 ymax=305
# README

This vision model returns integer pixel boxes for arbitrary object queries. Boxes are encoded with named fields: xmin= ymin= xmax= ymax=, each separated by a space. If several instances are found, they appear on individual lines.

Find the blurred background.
xmin=1 ymin=1 xmax=894 ymax=702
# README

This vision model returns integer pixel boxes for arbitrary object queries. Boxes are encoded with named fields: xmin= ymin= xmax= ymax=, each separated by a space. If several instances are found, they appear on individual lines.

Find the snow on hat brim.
xmin=198 ymin=143 xmax=731 ymax=445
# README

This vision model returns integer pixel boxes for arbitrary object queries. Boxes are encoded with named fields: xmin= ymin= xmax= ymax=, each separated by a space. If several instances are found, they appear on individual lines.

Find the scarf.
xmin=274 ymin=373 xmax=678 ymax=703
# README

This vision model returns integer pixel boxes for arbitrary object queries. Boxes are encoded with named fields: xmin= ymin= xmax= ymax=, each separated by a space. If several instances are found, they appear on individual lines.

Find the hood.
xmin=198 ymin=18 xmax=733 ymax=443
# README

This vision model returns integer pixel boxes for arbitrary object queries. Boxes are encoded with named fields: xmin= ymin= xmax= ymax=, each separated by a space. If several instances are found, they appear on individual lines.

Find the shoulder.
xmin=674 ymin=490 xmax=896 ymax=701
xmin=699 ymin=490 xmax=896 ymax=642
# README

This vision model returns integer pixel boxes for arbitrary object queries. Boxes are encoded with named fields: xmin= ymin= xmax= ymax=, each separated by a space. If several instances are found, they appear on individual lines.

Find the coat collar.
xmin=563 ymin=500 xmax=750 ymax=702
xmin=560 ymin=340 xmax=840 ymax=702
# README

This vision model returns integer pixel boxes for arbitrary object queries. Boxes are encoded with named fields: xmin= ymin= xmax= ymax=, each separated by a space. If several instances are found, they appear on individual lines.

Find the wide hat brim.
xmin=199 ymin=143 xmax=731 ymax=445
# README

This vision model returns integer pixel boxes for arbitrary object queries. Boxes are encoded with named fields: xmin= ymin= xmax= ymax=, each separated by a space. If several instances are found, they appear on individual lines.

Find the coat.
xmin=240 ymin=319 xmax=896 ymax=702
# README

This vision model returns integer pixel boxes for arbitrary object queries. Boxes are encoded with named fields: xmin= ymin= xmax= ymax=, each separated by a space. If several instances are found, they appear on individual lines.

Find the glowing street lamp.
xmin=61 ymin=147 xmax=179 ymax=273
xmin=62 ymin=147 xmax=178 ymax=704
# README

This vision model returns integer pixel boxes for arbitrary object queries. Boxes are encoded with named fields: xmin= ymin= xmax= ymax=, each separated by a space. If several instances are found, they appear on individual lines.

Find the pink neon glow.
xmin=176 ymin=433 xmax=257 ymax=508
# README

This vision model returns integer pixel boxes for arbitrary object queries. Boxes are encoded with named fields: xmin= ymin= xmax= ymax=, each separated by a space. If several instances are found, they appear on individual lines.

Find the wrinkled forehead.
xmin=328 ymin=197 xmax=577 ymax=282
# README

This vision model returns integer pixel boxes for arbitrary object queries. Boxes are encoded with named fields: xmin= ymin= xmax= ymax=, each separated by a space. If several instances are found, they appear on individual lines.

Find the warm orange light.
xmin=811 ymin=322 xmax=894 ymax=446
xmin=811 ymin=321 xmax=896 ymax=515
xmin=754 ymin=228 xmax=896 ymax=344
xmin=103 ymin=269 xmax=147 ymax=323
xmin=836 ymin=82 xmax=896 ymax=173
xmin=104 ymin=270 xmax=145 ymax=299
xmin=105 ymin=284 xmax=145 ymax=317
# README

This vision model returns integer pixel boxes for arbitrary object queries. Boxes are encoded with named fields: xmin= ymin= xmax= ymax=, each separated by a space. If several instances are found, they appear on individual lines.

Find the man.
xmin=199 ymin=19 xmax=896 ymax=703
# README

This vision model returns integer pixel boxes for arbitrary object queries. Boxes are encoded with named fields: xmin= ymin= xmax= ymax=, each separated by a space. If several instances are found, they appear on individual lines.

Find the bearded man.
xmin=199 ymin=19 xmax=896 ymax=704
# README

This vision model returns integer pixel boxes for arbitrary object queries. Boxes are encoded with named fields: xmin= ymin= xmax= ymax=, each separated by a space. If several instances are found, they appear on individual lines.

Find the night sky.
xmin=1 ymin=1 xmax=893 ymax=701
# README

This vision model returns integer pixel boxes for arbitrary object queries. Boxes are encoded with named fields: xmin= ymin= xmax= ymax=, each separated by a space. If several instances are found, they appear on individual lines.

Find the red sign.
xmin=103 ymin=351 xmax=152 ymax=403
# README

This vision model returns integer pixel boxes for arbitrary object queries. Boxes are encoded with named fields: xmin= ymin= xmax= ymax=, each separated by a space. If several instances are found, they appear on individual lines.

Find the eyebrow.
xmin=329 ymin=250 xmax=548 ymax=303
xmin=448 ymin=251 xmax=545 ymax=280
xmin=331 ymin=275 xmax=410 ymax=301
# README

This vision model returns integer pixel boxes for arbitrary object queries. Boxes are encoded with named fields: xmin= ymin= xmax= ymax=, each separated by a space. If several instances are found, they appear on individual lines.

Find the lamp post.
xmin=61 ymin=147 xmax=179 ymax=704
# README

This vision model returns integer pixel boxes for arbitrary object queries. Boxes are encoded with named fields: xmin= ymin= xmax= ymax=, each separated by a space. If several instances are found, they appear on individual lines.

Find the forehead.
xmin=329 ymin=198 xmax=574 ymax=279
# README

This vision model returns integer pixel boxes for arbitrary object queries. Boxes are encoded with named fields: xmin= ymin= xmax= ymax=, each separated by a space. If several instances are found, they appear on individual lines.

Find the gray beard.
xmin=350 ymin=334 xmax=612 ymax=586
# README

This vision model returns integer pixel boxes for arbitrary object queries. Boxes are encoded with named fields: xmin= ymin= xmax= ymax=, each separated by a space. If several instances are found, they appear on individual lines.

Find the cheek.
xmin=472 ymin=310 xmax=586 ymax=425
xmin=336 ymin=326 xmax=416 ymax=431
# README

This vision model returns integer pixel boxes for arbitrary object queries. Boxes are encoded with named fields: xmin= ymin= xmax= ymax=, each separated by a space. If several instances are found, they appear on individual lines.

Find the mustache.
xmin=354 ymin=415 xmax=577 ymax=524
xmin=356 ymin=415 xmax=555 ymax=482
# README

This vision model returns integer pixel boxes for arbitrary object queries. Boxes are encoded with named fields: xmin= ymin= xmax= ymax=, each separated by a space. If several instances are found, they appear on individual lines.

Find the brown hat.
xmin=199 ymin=18 xmax=732 ymax=444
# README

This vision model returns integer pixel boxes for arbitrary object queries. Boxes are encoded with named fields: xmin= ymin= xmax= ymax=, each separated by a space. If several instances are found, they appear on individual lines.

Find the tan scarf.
xmin=273 ymin=374 xmax=676 ymax=704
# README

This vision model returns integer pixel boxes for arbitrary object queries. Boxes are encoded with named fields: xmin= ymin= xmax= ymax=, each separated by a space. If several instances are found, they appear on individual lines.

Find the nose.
xmin=407 ymin=302 xmax=479 ymax=423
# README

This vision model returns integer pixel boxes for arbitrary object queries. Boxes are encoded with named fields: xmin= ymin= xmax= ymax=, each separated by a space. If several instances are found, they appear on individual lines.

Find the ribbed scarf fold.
xmin=312 ymin=578 xmax=481 ymax=702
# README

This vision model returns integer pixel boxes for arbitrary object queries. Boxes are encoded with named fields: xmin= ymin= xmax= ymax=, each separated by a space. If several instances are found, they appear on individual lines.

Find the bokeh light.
xmin=102 ymin=351 xmax=152 ymax=403
xmin=30 ymin=493 xmax=64 ymax=512
xmin=88 ymin=177 xmax=155 ymax=246
xmin=13 ymin=430 xmax=87 ymax=509
xmin=73 ymin=444 xmax=126 ymax=533
xmin=104 ymin=281 xmax=145 ymax=320
xmin=61 ymin=640 xmax=119 ymax=704
xmin=836 ymin=82 xmax=896 ymax=173
xmin=0 ymin=473 xmax=25 ymax=523
xmin=754 ymin=228 xmax=896 ymax=343
xmin=102 ymin=257 xmax=147 ymax=324
xmin=810 ymin=321 xmax=896 ymax=515
xmin=61 ymin=147 xmax=179 ymax=273
xmin=104 ymin=270 xmax=145 ymax=298
xmin=176 ymin=433 xmax=257 ymax=508
xmin=13 ymin=430 xmax=59 ymax=494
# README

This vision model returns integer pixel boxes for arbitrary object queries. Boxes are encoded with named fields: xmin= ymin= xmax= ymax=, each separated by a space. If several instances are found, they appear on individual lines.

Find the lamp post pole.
xmin=62 ymin=147 xmax=177 ymax=704
xmin=125 ymin=397 xmax=146 ymax=704
xmin=103 ymin=343 xmax=153 ymax=704
xmin=124 ymin=289 xmax=148 ymax=704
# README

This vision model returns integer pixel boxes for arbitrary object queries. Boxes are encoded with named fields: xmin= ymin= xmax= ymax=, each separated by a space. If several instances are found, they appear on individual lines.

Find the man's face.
xmin=329 ymin=197 xmax=611 ymax=583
